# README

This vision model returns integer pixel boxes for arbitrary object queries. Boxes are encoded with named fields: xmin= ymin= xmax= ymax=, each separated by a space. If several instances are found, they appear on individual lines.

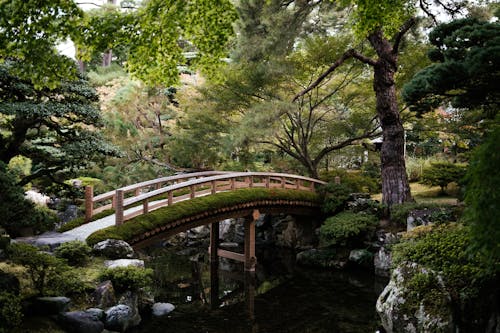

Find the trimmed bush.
xmin=99 ymin=266 xmax=153 ymax=292
xmin=318 ymin=182 xmax=351 ymax=214
xmin=87 ymin=188 xmax=321 ymax=246
xmin=421 ymin=161 xmax=467 ymax=193
xmin=319 ymin=212 xmax=378 ymax=247
xmin=7 ymin=242 xmax=84 ymax=296
xmin=54 ymin=241 xmax=92 ymax=266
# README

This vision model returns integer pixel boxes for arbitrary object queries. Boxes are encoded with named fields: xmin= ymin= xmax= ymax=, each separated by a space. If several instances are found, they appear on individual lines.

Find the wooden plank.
xmin=217 ymin=249 xmax=245 ymax=262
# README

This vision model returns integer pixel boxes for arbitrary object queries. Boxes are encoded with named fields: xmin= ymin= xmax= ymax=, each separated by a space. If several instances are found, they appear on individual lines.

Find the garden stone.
xmin=187 ymin=226 xmax=210 ymax=239
xmin=376 ymin=262 xmax=453 ymax=333
xmin=374 ymin=247 xmax=392 ymax=277
xmin=152 ymin=302 xmax=175 ymax=317
xmin=118 ymin=291 xmax=141 ymax=328
xmin=58 ymin=310 xmax=104 ymax=333
xmin=0 ymin=270 xmax=20 ymax=295
xmin=93 ymin=239 xmax=134 ymax=259
xmin=86 ymin=308 xmax=105 ymax=320
xmin=92 ymin=280 xmax=116 ymax=309
xmin=105 ymin=304 xmax=139 ymax=332
xmin=58 ymin=204 xmax=80 ymax=224
xmin=104 ymin=259 xmax=144 ymax=269
xmin=33 ymin=296 xmax=71 ymax=315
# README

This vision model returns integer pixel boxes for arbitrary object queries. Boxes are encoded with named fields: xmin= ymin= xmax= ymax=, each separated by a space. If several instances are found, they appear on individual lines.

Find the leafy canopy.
xmin=403 ymin=18 xmax=500 ymax=118
xmin=0 ymin=0 xmax=83 ymax=89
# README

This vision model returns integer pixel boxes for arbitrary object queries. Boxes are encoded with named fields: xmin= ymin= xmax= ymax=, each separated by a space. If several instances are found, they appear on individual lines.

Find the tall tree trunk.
xmin=370 ymin=31 xmax=413 ymax=206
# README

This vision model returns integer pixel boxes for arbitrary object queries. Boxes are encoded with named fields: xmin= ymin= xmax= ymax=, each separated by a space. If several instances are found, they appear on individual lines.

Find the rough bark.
xmin=369 ymin=30 xmax=413 ymax=206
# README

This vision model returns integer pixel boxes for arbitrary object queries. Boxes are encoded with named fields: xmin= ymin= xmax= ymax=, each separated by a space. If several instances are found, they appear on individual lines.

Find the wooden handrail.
xmin=84 ymin=171 xmax=232 ymax=222
xmin=84 ymin=171 xmax=327 ymax=225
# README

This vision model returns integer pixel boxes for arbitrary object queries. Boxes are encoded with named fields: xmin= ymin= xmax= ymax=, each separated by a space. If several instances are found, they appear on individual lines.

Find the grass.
xmin=86 ymin=188 xmax=321 ymax=246
xmin=371 ymin=182 xmax=460 ymax=205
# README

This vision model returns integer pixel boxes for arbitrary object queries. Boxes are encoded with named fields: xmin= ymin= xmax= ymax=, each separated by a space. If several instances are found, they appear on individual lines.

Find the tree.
xmin=0 ymin=61 xmax=119 ymax=187
xmin=289 ymin=0 xmax=468 ymax=206
xmin=0 ymin=0 xmax=83 ymax=89
xmin=403 ymin=18 xmax=500 ymax=119
xmin=76 ymin=0 xmax=238 ymax=87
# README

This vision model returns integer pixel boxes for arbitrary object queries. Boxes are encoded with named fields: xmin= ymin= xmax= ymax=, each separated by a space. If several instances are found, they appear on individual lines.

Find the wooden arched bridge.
xmin=84 ymin=171 xmax=326 ymax=226
xmin=78 ymin=171 xmax=327 ymax=271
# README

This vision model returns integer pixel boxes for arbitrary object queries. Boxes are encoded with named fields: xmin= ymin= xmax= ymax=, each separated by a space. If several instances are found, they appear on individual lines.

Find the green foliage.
xmin=464 ymin=123 xmax=500 ymax=265
xmin=99 ymin=266 xmax=153 ymax=292
xmin=319 ymin=212 xmax=378 ymax=247
xmin=0 ymin=292 xmax=23 ymax=333
xmin=7 ymin=242 xmax=79 ymax=296
xmin=321 ymin=169 xmax=380 ymax=194
xmin=0 ymin=61 xmax=120 ymax=189
xmin=87 ymin=64 xmax=127 ymax=86
xmin=350 ymin=0 xmax=414 ymax=38
xmin=0 ymin=0 xmax=83 ymax=88
xmin=403 ymin=18 xmax=500 ymax=118
xmin=54 ymin=241 xmax=92 ymax=266
xmin=421 ymin=162 xmax=467 ymax=193
xmin=87 ymin=188 xmax=321 ymax=245
xmin=318 ymin=182 xmax=351 ymax=214
xmin=392 ymin=224 xmax=494 ymax=301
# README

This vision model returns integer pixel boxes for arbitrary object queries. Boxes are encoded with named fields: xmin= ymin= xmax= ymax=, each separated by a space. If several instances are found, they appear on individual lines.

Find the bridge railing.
xmin=84 ymin=171 xmax=232 ymax=222
xmin=113 ymin=172 xmax=326 ymax=225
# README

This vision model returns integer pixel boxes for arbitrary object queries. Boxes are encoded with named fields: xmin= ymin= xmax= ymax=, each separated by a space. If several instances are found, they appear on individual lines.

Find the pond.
xmin=132 ymin=246 xmax=387 ymax=333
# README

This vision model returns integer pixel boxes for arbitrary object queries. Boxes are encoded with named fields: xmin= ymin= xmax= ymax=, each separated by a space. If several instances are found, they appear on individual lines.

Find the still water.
xmin=133 ymin=246 xmax=387 ymax=333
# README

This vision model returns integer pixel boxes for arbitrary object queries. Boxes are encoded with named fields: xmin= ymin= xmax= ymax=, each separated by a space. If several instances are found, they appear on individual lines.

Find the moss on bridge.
xmin=86 ymin=188 xmax=322 ymax=246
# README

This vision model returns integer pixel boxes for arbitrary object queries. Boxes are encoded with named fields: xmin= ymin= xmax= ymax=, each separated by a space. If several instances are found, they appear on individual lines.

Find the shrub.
xmin=6 ymin=242 xmax=77 ymax=296
xmin=319 ymin=212 xmax=378 ymax=247
xmin=318 ymin=183 xmax=351 ymax=214
xmin=0 ymin=292 xmax=23 ymax=333
xmin=54 ymin=241 xmax=92 ymax=266
xmin=321 ymin=169 xmax=380 ymax=193
xmin=99 ymin=266 xmax=153 ymax=292
xmin=421 ymin=161 xmax=467 ymax=193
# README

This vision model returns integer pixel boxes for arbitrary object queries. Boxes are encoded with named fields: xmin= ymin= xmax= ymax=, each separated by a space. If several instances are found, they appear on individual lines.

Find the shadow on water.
xmin=133 ymin=246 xmax=387 ymax=333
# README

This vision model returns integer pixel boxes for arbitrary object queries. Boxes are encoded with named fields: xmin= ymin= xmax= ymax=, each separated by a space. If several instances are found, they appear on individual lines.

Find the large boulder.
xmin=151 ymin=302 xmax=175 ymax=317
xmin=58 ymin=310 xmax=104 ymax=333
xmin=376 ymin=262 xmax=453 ymax=333
xmin=118 ymin=291 xmax=141 ymax=328
xmin=93 ymin=239 xmax=134 ymax=259
xmin=104 ymin=304 xmax=139 ymax=332
xmin=92 ymin=280 xmax=116 ymax=309
xmin=104 ymin=259 xmax=144 ymax=269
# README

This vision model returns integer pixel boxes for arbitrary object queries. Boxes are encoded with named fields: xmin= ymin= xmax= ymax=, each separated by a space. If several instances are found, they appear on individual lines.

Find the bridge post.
xmin=115 ymin=189 xmax=124 ymax=225
xmin=244 ymin=209 xmax=259 ymax=272
xmin=209 ymin=222 xmax=219 ymax=309
xmin=85 ymin=186 xmax=93 ymax=222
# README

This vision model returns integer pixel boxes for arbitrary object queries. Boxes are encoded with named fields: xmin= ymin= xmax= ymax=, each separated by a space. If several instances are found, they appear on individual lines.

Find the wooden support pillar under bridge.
xmin=208 ymin=209 xmax=259 ymax=273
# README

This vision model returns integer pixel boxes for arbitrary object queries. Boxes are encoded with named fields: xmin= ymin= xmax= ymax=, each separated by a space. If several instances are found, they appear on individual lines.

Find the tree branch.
xmin=292 ymin=49 xmax=376 ymax=102
xmin=392 ymin=17 xmax=417 ymax=54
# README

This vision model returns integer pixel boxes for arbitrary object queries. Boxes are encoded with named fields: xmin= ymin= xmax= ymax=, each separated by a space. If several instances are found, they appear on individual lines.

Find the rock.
xmin=374 ymin=247 xmax=392 ymax=277
xmin=15 ymin=231 xmax=79 ymax=251
xmin=406 ymin=209 xmax=440 ymax=232
xmin=104 ymin=259 xmax=144 ymax=269
xmin=376 ymin=262 xmax=453 ymax=333
xmin=104 ymin=304 xmax=138 ymax=332
xmin=58 ymin=310 xmax=104 ymax=333
xmin=117 ymin=291 xmax=141 ymax=328
xmin=92 ymin=280 xmax=116 ymax=309
xmin=86 ymin=308 xmax=105 ymax=321
xmin=151 ymin=302 xmax=175 ymax=317
xmin=187 ymin=226 xmax=210 ymax=239
xmin=348 ymin=249 xmax=373 ymax=266
xmin=33 ymin=296 xmax=71 ymax=315
xmin=93 ymin=239 xmax=134 ymax=259
xmin=58 ymin=204 xmax=80 ymax=224
xmin=0 ymin=270 xmax=20 ymax=295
